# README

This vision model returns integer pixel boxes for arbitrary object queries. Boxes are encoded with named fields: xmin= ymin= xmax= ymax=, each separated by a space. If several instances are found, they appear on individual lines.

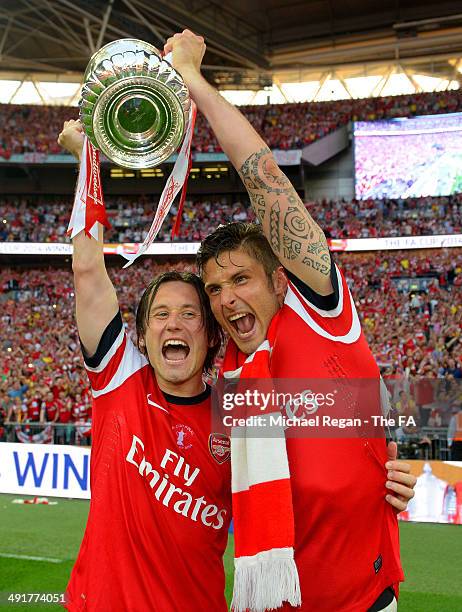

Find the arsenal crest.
xmin=208 ymin=433 xmax=231 ymax=464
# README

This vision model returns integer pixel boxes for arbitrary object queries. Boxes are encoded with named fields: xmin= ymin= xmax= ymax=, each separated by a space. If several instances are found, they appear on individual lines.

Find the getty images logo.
xmin=284 ymin=389 xmax=324 ymax=418
xmin=126 ymin=435 xmax=227 ymax=530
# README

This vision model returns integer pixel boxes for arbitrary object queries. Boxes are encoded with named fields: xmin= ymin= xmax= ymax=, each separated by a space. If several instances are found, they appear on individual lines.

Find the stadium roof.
xmin=1 ymin=0 xmax=462 ymax=92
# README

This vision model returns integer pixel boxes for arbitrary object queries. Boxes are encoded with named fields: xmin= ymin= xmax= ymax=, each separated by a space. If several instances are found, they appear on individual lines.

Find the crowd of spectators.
xmin=335 ymin=249 xmax=462 ymax=380
xmin=0 ymin=260 xmax=195 ymax=444
xmin=308 ymin=193 xmax=462 ymax=238
xmin=1 ymin=88 xmax=461 ymax=157
xmin=0 ymin=104 xmax=67 ymax=159
xmin=1 ymin=249 xmax=462 ymax=445
xmin=2 ymin=87 xmax=462 ymax=449
xmin=0 ymin=268 xmax=92 ymax=444
xmin=2 ymin=193 xmax=462 ymax=243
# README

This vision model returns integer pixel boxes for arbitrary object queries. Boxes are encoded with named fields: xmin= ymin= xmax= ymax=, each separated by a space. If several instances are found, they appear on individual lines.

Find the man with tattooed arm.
xmin=166 ymin=30 xmax=415 ymax=612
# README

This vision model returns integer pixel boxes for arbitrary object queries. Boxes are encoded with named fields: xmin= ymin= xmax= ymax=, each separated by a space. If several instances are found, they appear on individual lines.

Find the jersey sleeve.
xmin=285 ymin=253 xmax=340 ymax=311
xmin=81 ymin=311 xmax=149 ymax=397
xmin=283 ymin=256 xmax=362 ymax=344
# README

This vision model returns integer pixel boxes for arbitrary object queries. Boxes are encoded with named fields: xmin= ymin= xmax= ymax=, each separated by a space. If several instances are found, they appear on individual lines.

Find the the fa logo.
xmin=172 ymin=424 xmax=194 ymax=450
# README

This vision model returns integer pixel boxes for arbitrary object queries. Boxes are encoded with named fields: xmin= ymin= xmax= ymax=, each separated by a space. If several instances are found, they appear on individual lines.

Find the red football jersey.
xmin=57 ymin=403 xmax=71 ymax=424
xmin=278 ymin=267 xmax=403 ymax=611
xmin=65 ymin=313 xmax=232 ymax=612
xmin=26 ymin=399 xmax=40 ymax=421
xmin=71 ymin=403 xmax=89 ymax=422
xmin=229 ymin=264 xmax=403 ymax=611
xmin=42 ymin=401 xmax=57 ymax=422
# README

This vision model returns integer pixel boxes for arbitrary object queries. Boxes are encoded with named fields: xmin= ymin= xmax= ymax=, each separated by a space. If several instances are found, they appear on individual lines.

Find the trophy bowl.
xmin=79 ymin=39 xmax=191 ymax=169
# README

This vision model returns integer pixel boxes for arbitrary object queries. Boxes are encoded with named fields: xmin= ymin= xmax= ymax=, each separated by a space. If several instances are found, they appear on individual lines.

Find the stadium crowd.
xmin=337 ymin=249 xmax=462 ymax=378
xmin=0 ymin=268 xmax=92 ymax=444
xmin=2 ymin=193 xmax=462 ymax=242
xmin=2 ymin=87 xmax=462 ymax=448
xmin=308 ymin=193 xmax=462 ymax=238
xmin=1 ymin=248 xmax=462 ymax=447
xmin=1 ymin=89 xmax=461 ymax=157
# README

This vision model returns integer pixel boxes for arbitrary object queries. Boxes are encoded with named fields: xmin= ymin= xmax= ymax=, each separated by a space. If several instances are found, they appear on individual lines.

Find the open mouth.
xmin=228 ymin=312 xmax=256 ymax=339
xmin=162 ymin=339 xmax=190 ymax=362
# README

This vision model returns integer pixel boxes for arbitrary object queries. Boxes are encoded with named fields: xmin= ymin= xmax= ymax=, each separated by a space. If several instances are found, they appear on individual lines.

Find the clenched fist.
xmin=163 ymin=29 xmax=206 ymax=84
xmin=58 ymin=119 xmax=84 ymax=161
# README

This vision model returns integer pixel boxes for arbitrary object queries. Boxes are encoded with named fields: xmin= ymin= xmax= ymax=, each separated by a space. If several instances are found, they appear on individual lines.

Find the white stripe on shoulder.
xmin=285 ymin=267 xmax=361 ymax=344
xmin=85 ymin=324 xmax=125 ymax=373
xmin=92 ymin=336 xmax=149 ymax=398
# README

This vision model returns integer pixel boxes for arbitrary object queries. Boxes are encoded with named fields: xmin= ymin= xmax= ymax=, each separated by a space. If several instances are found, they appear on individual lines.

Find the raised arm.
xmin=166 ymin=30 xmax=332 ymax=295
xmin=58 ymin=120 xmax=119 ymax=356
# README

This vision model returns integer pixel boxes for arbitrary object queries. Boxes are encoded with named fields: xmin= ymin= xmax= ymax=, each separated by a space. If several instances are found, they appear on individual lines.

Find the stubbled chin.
xmin=232 ymin=332 xmax=263 ymax=355
xmin=160 ymin=363 xmax=192 ymax=383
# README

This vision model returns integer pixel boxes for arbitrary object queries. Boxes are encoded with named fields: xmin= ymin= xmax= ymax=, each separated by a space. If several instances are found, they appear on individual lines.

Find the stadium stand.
xmin=2 ymin=193 xmax=462 ymax=242
xmin=1 ymin=89 xmax=462 ymax=157
xmin=2 ymin=90 xmax=462 ymax=454
xmin=1 ymin=249 xmax=462 ymax=452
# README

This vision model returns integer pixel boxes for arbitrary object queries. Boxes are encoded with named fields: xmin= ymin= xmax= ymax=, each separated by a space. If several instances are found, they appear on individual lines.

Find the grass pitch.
xmin=0 ymin=494 xmax=461 ymax=610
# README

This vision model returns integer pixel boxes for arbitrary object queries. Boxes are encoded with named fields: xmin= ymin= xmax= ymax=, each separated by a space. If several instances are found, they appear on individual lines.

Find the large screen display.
xmin=354 ymin=113 xmax=462 ymax=199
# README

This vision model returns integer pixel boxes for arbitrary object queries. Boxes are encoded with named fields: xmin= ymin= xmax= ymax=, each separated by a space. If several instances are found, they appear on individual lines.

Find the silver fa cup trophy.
xmin=79 ymin=39 xmax=191 ymax=169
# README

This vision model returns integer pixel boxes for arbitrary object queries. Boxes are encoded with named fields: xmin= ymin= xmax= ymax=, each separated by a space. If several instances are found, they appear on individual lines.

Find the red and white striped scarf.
xmin=222 ymin=313 xmax=301 ymax=612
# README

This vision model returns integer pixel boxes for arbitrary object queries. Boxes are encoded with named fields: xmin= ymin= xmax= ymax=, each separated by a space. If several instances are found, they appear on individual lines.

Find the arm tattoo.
xmin=283 ymin=233 xmax=301 ymax=260
xmin=283 ymin=206 xmax=308 ymax=238
xmin=262 ymin=157 xmax=292 ymax=192
xmin=239 ymin=147 xmax=331 ymax=278
xmin=302 ymin=255 xmax=330 ymax=276
xmin=239 ymin=147 xmax=291 ymax=195
xmin=250 ymin=192 xmax=266 ymax=222
xmin=306 ymin=227 xmax=329 ymax=256
xmin=269 ymin=201 xmax=281 ymax=253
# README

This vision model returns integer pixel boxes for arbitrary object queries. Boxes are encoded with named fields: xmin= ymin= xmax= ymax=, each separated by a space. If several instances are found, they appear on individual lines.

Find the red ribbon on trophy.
xmin=67 ymin=101 xmax=196 ymax=263
xmin=171 ymin=143 xmax=193 ymax=239
xmin=121 ymin=100 xmax=197 ymax=267
xmin=67 ymin=137 xmax=111 ymax=240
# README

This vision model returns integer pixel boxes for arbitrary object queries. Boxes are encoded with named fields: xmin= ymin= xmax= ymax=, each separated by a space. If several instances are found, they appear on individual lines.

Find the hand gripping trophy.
xmin=68 ymin=39 xmax=196 ymax=265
